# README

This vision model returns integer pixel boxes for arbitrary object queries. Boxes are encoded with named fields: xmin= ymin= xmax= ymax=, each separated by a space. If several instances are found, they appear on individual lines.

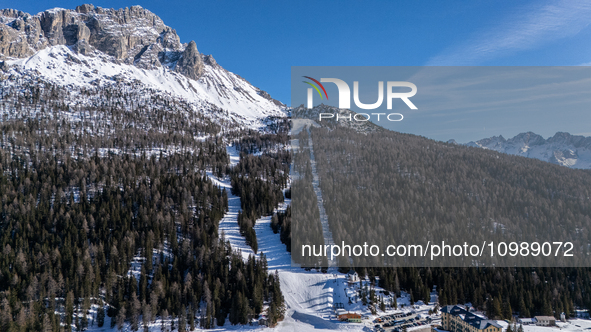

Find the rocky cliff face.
xmin=174 ymin=40 xmax=203 ymax=80
xmin=0 ymin=4 xmax=203 ymax=79
xmin=0 ymin=3 xmax=286 ymax=128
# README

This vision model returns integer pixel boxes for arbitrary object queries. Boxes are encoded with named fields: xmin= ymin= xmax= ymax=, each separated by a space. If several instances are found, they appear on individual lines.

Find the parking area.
xmin=373 ymin=312 xmax=434 ymax=332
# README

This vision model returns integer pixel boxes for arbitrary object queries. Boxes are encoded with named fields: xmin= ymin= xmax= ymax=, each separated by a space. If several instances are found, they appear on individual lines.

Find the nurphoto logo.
xmin=303 ymin=76 xmax=418 ymax=111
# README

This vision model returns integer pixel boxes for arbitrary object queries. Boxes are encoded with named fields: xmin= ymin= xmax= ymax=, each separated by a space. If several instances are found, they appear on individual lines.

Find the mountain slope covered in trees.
xmin=0 ymin=39 xmax=286 ymax=332
xmin=307 ymin=126 xmax=591 ymax=267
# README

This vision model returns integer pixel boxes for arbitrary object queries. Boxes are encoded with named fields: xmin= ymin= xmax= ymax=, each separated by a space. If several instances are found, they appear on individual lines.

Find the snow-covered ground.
xmin=290 ymin=119 xmax=320 ymax=136
xmin=496 ymin=319 xmax=591 ymax=332
xmin=226 ymin=145 xmax=241 ymax=167
xmin=6 ymin=45 xmax=286 ymax=128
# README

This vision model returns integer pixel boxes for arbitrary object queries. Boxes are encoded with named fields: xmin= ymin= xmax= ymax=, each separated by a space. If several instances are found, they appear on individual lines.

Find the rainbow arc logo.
xmin=302 ymin=76 xmax=328 ymax=100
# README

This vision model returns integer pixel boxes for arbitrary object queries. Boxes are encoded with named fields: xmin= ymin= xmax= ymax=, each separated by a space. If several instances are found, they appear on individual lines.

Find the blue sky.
xmin=4 ymin=0 xmax=591 ymax=140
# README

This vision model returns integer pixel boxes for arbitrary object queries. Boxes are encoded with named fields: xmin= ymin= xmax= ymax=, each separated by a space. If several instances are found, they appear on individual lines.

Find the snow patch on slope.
xmin=6 ymin=45 xmax=285 ymax=127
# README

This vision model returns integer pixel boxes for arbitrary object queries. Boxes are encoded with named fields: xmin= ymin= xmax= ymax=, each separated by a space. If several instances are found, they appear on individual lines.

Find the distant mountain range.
xmin=450 ymin=132 xmax=591 ymax=169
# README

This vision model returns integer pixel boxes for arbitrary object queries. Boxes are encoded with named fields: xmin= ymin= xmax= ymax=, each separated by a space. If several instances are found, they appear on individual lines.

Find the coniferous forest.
xmin=231 ymin=150 xmax=290 ymax=253
xmin=290 ymin=128 xmax=329 ymax=270
xmin=0 ymin=74 xmax=285 ymax=331
xmin=286 ymin=118 xmax=591 ymax=320
xmin=309 ymin=126 xmax=591 ymax=267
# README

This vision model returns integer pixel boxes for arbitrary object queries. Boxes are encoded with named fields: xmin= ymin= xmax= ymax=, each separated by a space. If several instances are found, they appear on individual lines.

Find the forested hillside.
xmin=283 ymin=120 xmax=591 ymax=320
xmin=290 ymin=129 xmax=328 ymax=270
xmin=310 ymin=126 xmax=591 ymax=267
xmin=0 ymin=73 xmax=284 ymax=331
xmin=231 ymin=149 xmax=290 ymax=253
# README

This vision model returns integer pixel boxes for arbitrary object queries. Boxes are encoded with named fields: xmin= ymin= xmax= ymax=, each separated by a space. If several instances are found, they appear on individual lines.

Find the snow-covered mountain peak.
xmin=506 ymin=132 xmax=545 ymax=148
xmin=0 ymin=5 xmax=178 ymax=65
xmin=466 ymin=131 xmax=591 ymax=169
xmin=469 ymin=135 xmax=506 ymax=150
xmin=0 ymin=4 xmax=285 ymax=127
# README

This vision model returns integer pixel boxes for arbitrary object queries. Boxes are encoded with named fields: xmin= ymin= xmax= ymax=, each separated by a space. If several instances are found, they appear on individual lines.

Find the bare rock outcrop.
xmin=0 ymin=4 xmax=206 ymax=80
xmin=175 ymin=40 xmax=204 ymax=81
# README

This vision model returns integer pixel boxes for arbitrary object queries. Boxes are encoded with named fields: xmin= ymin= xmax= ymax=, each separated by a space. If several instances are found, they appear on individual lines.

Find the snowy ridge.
xmin=465 ymin=131 xmax=591 ymax=169
xmin=5 ymin=45 xmax=285 ymax=128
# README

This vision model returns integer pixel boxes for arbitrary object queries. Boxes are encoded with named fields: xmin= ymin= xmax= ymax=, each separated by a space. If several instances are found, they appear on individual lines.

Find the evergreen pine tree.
xmin=42 ymin=314 xmax=52 ymax=332
xmin=502 ymin=299 xmax=512 ymax=319
xmin=179 ymin=305 xmax=187 ymax=332
xmin=116 ymin=307 xmax=126 ymax=331
xmin=507 ymin=324 xmax=513 ymax=332
xmin=97 ymin=303 xmax=105 ymax=328
xmin=493 ymin=297 xmax=502 ymax=319
xmin=542 ymin=298 xmax=553 ymax=316
xmin=518 ymin=297 xmax=529 ymax=318
xmin=424 ymin=286 xmax=431 ymax=304
xmin=189 ymin=305 xmax=196 ymax=330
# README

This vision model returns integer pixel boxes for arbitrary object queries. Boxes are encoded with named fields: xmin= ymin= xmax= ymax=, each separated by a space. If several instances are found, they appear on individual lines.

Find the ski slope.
xmin=217 ymin=146 xmax=360 ymax=331
xmin=216 ymin=146 xmax=440 ymax=332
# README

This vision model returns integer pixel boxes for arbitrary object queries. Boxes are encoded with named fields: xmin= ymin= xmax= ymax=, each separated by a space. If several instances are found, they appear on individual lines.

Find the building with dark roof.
xmin=440 ymin=305 xmax=502 ymax=332
xmin=347 ymin=270 xmax=359 ymax=284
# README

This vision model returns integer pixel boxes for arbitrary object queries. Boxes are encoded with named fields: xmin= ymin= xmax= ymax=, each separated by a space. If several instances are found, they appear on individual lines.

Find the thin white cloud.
xmin=428 ymin=1 xmax=591 ymax=65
